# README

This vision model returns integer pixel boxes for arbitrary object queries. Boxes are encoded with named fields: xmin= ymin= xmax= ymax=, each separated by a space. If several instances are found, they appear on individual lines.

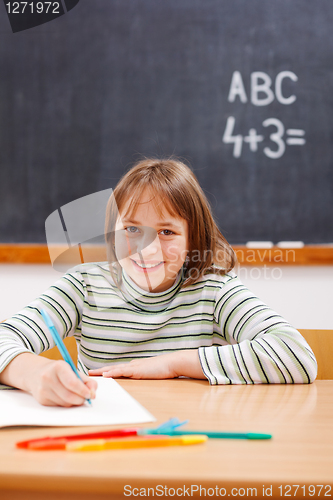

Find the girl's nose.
xmin=140 ymin=236 xmax=162 ymax=257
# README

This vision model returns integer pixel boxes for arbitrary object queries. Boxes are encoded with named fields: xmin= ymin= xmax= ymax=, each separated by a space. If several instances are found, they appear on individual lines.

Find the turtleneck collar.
xmin=120 ymin=268 xmax=184 ymax=312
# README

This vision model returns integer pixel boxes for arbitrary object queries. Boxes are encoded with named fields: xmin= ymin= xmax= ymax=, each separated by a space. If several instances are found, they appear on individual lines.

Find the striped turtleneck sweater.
xmin=0 ymin=262 xmax=317 ymax=385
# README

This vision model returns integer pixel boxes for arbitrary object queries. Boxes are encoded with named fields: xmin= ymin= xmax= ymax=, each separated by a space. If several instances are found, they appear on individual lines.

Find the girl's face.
xmin=115 ymin=191 xmax=189 ymax=292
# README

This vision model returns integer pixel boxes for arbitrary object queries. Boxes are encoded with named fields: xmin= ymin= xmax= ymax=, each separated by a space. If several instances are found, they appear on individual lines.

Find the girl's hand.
xmin=0 ymin=353 xmax=98 ymax=407
xmin=89 ymin=355 xmax=176 ymax=380
xmin=88 ymin=350 xmax=206 ymax=381
xmin=29 ymin=359 xmax=98 ymax=407
xmin=0 ymin=352 xmax=97 ymax=406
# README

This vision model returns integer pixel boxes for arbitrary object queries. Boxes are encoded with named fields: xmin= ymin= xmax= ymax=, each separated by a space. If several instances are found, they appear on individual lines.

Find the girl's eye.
xmin=125 ymin=226 xmax=139 ymax=233
xmin=160 ymin=229 xmax=174 ymax=236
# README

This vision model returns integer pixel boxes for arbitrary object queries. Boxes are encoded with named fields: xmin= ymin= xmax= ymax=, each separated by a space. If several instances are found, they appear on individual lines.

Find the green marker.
xmin=142 ymin=430 xmax=272 ymax=440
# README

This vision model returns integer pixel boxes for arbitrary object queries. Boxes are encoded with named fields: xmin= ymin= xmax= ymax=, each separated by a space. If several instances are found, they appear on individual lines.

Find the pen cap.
xmin=180 ymin=435 xmax=208 ymax=445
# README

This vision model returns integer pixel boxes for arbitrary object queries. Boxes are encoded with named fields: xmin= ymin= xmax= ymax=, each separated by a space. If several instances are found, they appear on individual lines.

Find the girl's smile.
xmin=130 ymin=259 xmax=165 ymax=271
xmin=115 ymin=191 xmax=189 ymax=292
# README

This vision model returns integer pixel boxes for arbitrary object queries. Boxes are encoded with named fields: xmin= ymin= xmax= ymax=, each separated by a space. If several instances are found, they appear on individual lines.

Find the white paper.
xmin=0 ymin=377 xmax=155 ymax=428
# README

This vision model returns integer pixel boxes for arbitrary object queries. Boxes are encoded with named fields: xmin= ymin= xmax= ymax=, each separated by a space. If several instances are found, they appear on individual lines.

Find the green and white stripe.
xmin=0 ymin=262 xmax=317 ymax=385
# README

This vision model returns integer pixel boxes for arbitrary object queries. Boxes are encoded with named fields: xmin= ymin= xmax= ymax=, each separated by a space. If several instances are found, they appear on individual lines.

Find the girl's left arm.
xmin=90 ymin=276 xmax=317 ymax=384
xmin=197 ymin=276 xmax=317 ymax=385
xmin=89 ymin=349 xmax=206 ymax=380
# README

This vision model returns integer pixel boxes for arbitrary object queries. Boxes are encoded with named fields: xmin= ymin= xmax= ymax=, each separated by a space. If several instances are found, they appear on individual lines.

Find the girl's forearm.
xmin=0 ymin=352 xmax=51 ymax=391
xmin=170 ymin=350 xmax=206 ymax=380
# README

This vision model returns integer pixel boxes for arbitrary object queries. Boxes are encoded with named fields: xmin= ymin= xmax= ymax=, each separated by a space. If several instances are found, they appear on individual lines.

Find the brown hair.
xmin=105 ymin=158 xmax=236 ymax=287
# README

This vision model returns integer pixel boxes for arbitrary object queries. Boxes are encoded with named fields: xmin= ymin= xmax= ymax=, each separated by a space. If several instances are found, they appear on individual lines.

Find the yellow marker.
xmin=67 ymin=435 xmax=207 ymax=451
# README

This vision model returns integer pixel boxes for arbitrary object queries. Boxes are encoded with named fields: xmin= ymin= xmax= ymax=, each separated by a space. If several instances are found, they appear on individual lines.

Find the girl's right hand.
xmin=29 ymin=359 xmax=97 ymax=407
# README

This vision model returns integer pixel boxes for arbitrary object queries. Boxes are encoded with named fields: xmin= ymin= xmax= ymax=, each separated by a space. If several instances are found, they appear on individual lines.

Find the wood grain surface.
xmin=0 ymin=380 xmax=332 ymax=500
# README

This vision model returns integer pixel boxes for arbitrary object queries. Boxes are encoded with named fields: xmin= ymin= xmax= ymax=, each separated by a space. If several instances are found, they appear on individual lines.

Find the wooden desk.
xmin=0 ymin=380 xmax=332 ymax=500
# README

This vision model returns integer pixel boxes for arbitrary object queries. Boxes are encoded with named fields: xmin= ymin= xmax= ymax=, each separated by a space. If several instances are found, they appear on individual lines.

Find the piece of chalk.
xmin=276 ymin=241 xmax=304 ymax=248
xmin=246 ymin=242 xmax=274 ymax=249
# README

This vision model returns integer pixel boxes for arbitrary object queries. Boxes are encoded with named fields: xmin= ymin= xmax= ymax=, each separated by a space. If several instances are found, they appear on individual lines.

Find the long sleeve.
xmin=0 ymin=272 xmax=85 ymax=374
xmin=198 ymin=276 xmax=317 ymax=385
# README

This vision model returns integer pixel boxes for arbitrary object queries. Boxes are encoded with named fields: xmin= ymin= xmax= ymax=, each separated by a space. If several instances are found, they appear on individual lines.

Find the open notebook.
xmin=0 ymin=377 xmax=155 ymax=428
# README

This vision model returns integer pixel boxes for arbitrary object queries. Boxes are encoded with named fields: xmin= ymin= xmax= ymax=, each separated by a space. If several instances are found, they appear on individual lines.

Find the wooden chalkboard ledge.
xmin=232 ymin=245 xmax=333 ymax=266
xmin=0 ymin=244 xmax=333 ymax=265
xmin=0 ymin=244 xmax=51 ymax=264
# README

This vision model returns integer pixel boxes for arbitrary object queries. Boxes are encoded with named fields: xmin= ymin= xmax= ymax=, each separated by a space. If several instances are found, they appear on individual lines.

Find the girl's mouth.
xmin=131 ymin=259 xmax=164 ymax=272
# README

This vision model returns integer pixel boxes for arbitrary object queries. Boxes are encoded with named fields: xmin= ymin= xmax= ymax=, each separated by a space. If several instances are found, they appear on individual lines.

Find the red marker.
xmin=16 ymin=428 xmax=139 ymax=450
